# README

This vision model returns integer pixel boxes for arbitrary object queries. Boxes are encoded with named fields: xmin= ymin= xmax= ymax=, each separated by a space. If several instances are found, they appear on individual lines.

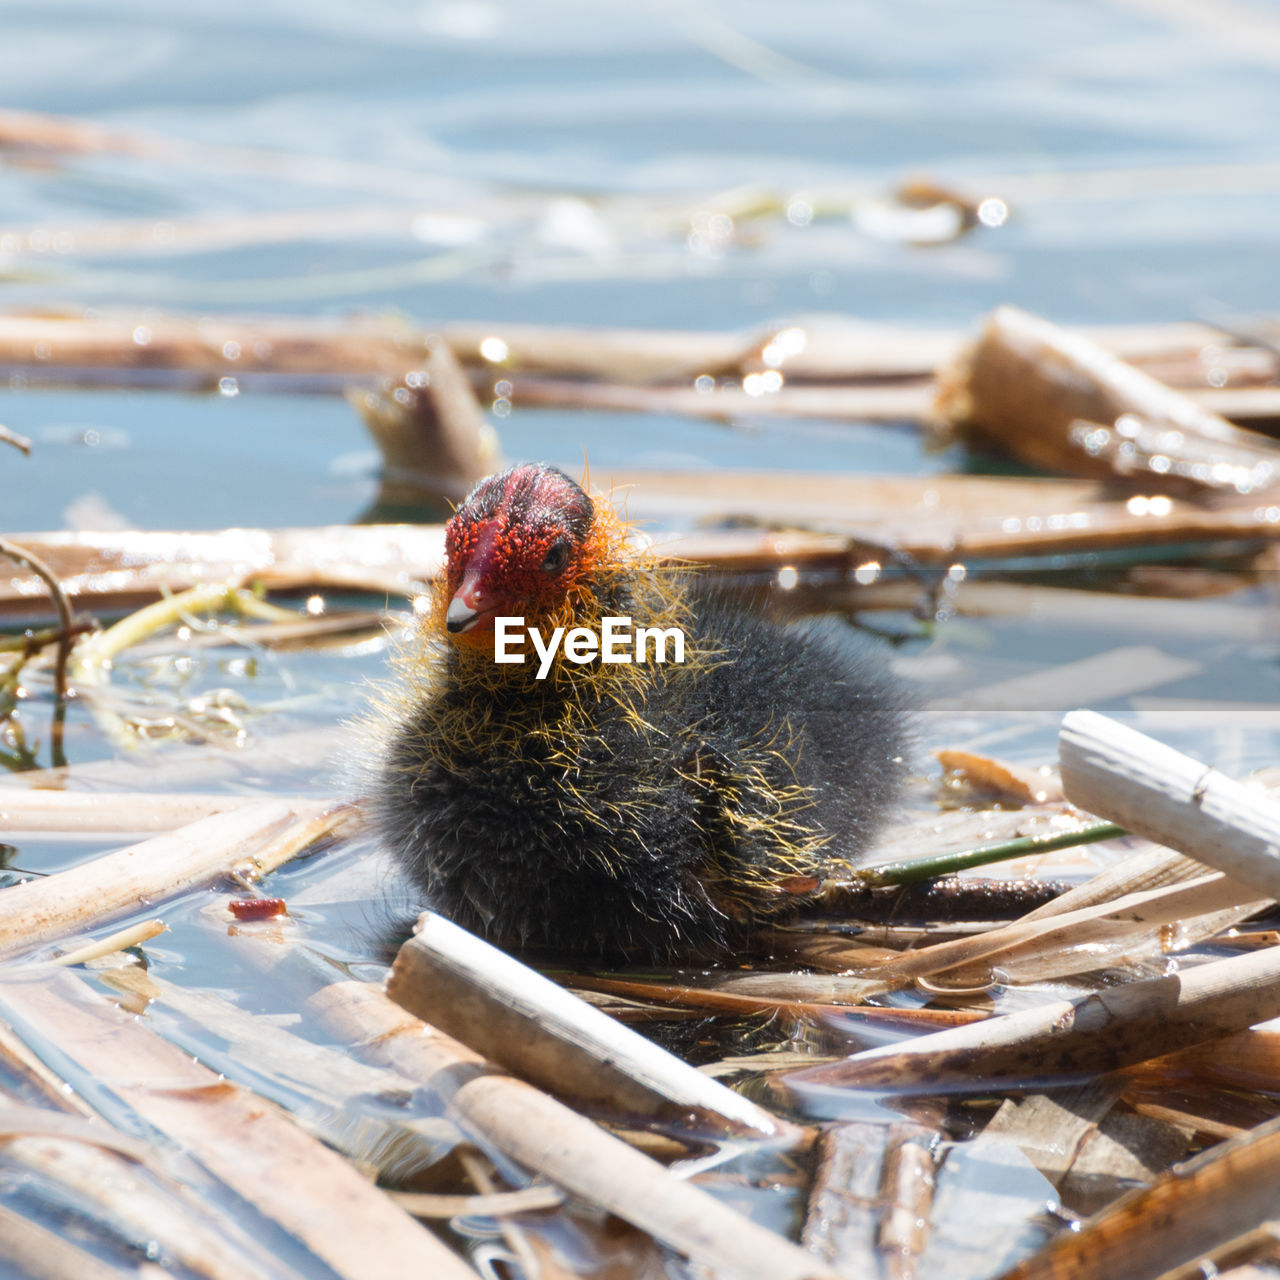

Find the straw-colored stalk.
xmin=992 ymin=1115 xmax=1280 ymax=1280
xmin=0 ymin=799 xmax=333 ymax=960
xmin=310 ymin=979 xmax=836 ymax=1280
xmin=390 ymin=1186 xmax=565 ymax=1220
xmin=563 ymin=973 xmax=985 ymax=1027
xmin=0 ymin=788 xmax=329 ymax=833
xmin=98 ymin=965 xmax=463 ymax=1180
xmin=1019 ymin=843 xmax=1210 ymax=921
xmin=0 ymin=302 xmax=1259 ymax=387
xmin=388 ymin=911 xmax=791 ymax=1139
xmin=350 ymin=336 xmax=501 ymax=515
xmin=785 ymin=940 xmax=1280 ymax=1092
xmin=7 ymin=471 xmax=1280 ymax=625
xmin=859 ymin=870 xmax=1266 ymax=988
xmin=0 ymin=1111 xmax=297 ymax=1280
xmin=71 ymin=582 xmax=299 ymax=683
xmin=1060 ymin=709 xmax=1280 ymax=903
xmin=0 ymin=967 xmax=479 ymax=1280
xmin=52 ymin=918 xmax=166 ymax=966
xmin=0 ymin=1201 xmax=161 ymax=1280
xmin=802 ymin=1122 xmax=939 ymax=1280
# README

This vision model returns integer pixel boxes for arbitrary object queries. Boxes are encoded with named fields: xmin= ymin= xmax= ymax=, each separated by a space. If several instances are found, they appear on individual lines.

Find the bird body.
xmin=372 ymin=464 xmax=910 ymax=961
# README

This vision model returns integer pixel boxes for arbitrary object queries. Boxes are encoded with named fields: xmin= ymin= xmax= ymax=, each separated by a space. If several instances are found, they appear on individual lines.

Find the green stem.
xmin=855 ymin=820 xmax=1128 ymax=887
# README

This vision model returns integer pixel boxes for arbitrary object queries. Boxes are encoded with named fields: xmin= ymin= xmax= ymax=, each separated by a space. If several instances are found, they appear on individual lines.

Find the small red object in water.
xmin=229 ymin=897 xmax=287 ymax=921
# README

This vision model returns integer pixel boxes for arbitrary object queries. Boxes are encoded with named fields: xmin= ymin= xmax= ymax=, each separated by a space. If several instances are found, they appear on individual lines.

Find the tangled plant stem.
xmin=70 ymin=581 xmax=302 ymax=748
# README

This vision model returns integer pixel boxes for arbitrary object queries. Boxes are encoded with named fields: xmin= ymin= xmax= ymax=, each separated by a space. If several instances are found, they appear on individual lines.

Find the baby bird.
xmin=371 ymin=463 xmax=910 ymax=962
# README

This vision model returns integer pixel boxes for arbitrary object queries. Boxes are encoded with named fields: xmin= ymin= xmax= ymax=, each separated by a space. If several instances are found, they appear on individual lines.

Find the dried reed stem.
xmin=309 ymin=979 xmax=835 ymax=1280
xmin=936 ymin=305 xmax=1280 ymax=488
xmin=0 ymin=788 xmax=328 ymax=833
xmin=994 ymin=1115 xmax=1280 ymax=1280
xmin=1060 ymin=709 xmax=1280 ymax=902
xmin=786 ymin=941 xmax=1280 ymax=1092
xmin=0 ymin=968 xmax=477 ymax=1280
xmin=389 ymin=912 xmax=790 ymax=1138
xmin=0 ymin=800 xmax=325 ymax=960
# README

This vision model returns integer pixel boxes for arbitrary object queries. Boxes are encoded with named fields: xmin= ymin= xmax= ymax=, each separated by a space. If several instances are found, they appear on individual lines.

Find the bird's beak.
xmin=446 ymin=591 xmax=479 ymax=633
xmin=446 ymin=559 xmax=497 ymax=635
xmin=445 ymin=520 xmax=504 ymax=636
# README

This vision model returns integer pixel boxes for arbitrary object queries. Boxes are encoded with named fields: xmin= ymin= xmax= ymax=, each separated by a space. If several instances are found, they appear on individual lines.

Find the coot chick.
xmin=371 ymin=463 xmax=910 ymax=962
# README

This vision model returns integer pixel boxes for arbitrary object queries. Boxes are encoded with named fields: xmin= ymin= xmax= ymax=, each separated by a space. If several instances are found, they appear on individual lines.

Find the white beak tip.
xmin=446 ymin=598 xmax=479 ymax=633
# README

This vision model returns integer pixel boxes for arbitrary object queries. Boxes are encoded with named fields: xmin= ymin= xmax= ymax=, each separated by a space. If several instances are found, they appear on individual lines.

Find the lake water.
xmin=2 ymin=0 xmax=1277 ymax=742
xmin=4 ymin=0 xmax=1280 ymax=528
xmin=4 ymin=3 xmax=1280 ymax=1274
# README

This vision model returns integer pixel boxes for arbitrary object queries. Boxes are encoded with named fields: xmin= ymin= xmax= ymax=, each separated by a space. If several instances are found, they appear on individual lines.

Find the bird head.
xmin=442 ymin=463 xmax=598 ymax=644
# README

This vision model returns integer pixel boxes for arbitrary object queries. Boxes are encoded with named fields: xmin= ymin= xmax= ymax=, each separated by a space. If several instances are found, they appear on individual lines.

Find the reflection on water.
xmin=4 ymin=1 xmax=1280 ymax=1273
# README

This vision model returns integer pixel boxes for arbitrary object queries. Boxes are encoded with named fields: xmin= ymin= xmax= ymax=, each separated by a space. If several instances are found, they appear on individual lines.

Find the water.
xmin=4 ymin=2 xmax=1280 ymax=1273
xmin=5 ymin=1 xmax=1280 ymax=522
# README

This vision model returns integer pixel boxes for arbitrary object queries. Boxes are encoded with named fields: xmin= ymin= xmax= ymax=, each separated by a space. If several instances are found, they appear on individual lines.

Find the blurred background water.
xmin=0 ymin=3 xmax=1278 ymax=769
xmin=4 ymin=0 xmax=1280 ymax=530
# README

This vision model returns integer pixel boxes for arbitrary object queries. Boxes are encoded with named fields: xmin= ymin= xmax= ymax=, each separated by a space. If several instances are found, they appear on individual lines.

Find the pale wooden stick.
xmin=801 ymin=1122 xmax=938 ymax=1279
xmin=98 ymin=967 xmax=460 ymax=1177
xmin=308 ymin=979 xmax=835 ymax=1280
xmin=247 ymin=800 xmax=364 ymax=876
xmin=0 ymin=423 xmax=32 ymax=454
xmin=0 ymin=1022 xmax=98 ymax=1118
xmin=506 ymin=376 xmax=933 ymax=422
xmin=102 ymin=967 xmax=418 ymax=1104
xmin=1060 ymin=708 xmax=1280 ymax=903
xmin=0 ymin=788 xmax=327 ymax=833
xmin=994 ymin=1115 xmax=1280 ymax=1280
xmin=52 ymin=918 xmax=166 ymax=966
xmin=0 ymin=1039 xmax=294 ymax=1280
xmin=563 ymin=972 xmax=981 ymax=1027
xmin=7 ymin=316 xmax=1279 ymax=422
xmin=6 ymin=469 xmax=1280 ymax=624
xmin=0 ymin=968 xmax=479 ymax=1280
xmin=785 ymin=941 xmax=1280 ymax=1093
xmin=860 ymin=871 xmax=1264 ymax=987
xmin=388 ymin=912 xmax=789 ymax=1139
xmin=0 ymin=800 xmax=324 ymax=959
xmin=389 ymin=1186 xmax=565 ymax=1219
xmin=1017 ymin=844 xmax=1207 ymax=920
xmin=0 ymin=1103 xmax=158 ymax=1162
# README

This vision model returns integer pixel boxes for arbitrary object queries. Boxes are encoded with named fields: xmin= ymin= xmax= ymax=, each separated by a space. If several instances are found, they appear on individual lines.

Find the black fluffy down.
xmin=373 ymin=592 xmax=910 ymax=962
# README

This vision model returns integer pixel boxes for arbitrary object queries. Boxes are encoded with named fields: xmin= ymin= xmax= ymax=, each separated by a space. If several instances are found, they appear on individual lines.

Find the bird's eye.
xmin=541 ymin=541 xmax=571 ymax=574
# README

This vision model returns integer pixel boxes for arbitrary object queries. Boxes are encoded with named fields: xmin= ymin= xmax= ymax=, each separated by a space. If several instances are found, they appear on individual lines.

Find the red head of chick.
xmin=372 ymin=462 xmax=910 ymax=962
xmin=441 ymin=462 xmax=597 ymax=642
